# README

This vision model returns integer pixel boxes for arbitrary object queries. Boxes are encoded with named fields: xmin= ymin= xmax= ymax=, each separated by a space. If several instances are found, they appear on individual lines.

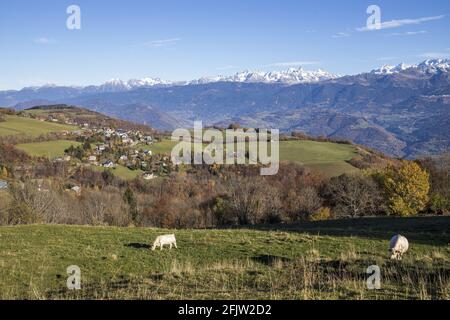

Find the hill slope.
xmin=0 ymin=114 xmax=76 ymax=137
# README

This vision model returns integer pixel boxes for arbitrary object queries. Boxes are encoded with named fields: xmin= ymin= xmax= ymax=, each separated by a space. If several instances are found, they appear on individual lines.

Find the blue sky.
xmin=0 ymin=0 xmax=449 ymax=90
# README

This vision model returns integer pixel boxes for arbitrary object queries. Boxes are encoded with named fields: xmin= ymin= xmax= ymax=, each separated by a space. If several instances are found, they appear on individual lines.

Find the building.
xmin=143 ymin=173 xmax=157 ymax=180
xmin=0 ymin=180 xmax=8 ymax=190
xmin=142 ymin=136 xmax=153 ymax=144
xmin=71 ymin=186 xmax=81 ymax=196
xmin=122 ymin=138 xmax=133 ymax=145
xmin=102 ymin=161 xmax=115 ymax=168
xmin=96 ymin=145 xmax=107 ymax=152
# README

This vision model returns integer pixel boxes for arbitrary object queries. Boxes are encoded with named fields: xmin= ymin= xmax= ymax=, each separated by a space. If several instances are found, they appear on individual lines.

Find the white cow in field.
xmin=389 ymin=235 xmax=409 ymax=260
xmin=152 ymin=234 xmax=178 ymax=251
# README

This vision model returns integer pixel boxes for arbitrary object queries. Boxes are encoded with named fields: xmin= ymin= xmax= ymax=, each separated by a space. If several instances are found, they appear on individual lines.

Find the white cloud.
xmin=143 ymin=38 xmax=181 ymax=48
xmin=390 ymin=30 xmax=427 ymax=36
xmin=33 ymin=37 xmax=56 ymax=44
xmin=265 ymin=61 xmax=319 ymax=67
xmin=357 ymin=15 xmax=445 ymax=32
xmin=332 ymin=32 xmax=351 ymax=38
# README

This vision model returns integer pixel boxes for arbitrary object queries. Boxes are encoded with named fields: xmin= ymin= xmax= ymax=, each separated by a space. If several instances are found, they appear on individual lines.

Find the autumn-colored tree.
xmin=382 ymin=161 xmax=430 ymax=216
xmin=1 ymin=166 xmax=7 ymax=178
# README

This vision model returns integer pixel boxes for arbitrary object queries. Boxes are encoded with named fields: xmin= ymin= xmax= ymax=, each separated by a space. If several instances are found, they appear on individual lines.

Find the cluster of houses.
xmin=26 ymin=112 xmax=171 ymax=181
xmin=84 ymin=143 xmax=154 ymax=169
xmin=65 ymin=126 xmax=169 ymax=180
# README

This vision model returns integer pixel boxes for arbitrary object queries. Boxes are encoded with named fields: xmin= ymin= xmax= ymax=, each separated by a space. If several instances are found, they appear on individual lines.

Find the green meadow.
xmin=0 ymin=217 xmax=448 ymax=300
xmin=16 ymin=140 xmax=81 ymax=159
xmin=0 ymin=115 xmax=77 ymax=137
xmin=91 ymin=165 xmax=144 ymax=181
xmin=143 ymin=139 xmax=359 ymax=177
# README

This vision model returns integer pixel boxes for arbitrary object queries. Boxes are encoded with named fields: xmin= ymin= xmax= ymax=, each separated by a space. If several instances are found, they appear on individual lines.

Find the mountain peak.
xmin=371 ymin=59 xmax=450 ymax=75
xmin=188 ymin=67 xmax=338 ymax=85
xmin=417 ymin=59 xmax=450 ymax=72
xmin=371 ymin=63 xmax=412 ymax=75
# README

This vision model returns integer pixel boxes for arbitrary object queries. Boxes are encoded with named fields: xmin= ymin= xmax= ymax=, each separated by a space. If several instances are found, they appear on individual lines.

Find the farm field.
xmin=16 ymin=140 xmax=81 ymax=159
xmin=0 ymin=115 xmax=77 ymax=137
xmin=278 ymin=140 xmax=358 ymax=176
xmin=91 ymin=165 xmax=144 ymax=181
xmin=0 ymin=217 xmax=448 ymax=300
xmin=144 ymin=139 xmax=359 ymax=177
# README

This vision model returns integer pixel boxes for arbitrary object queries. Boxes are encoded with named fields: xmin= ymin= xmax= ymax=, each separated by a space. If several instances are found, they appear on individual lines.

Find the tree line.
xmin=1 ymin=145 xmax=448 ymax=228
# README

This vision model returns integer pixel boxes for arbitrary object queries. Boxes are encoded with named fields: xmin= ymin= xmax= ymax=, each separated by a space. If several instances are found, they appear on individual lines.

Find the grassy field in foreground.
xmin=16 ymin=140 xmax=81 ymax=159
xmin=0 ymin=115 xmax=77 ymax=137
xmin=0 ymin=217 xmax=448 ymax=300
xmin=144 ymin=139 xmax=359 ymax=177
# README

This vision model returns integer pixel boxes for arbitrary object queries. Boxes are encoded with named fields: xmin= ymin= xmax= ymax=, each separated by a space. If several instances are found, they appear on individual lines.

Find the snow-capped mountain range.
xmin=20 ymin=59 xmax=450 ymax=93
xmin=371 ymin=59 xmax=450 ymax=75
xmin=24 ymin=67 xmax=340 ymax=93
xmin=189 ymin=68 xmax=339 ymax=85
xmin=92 ymin=67 xmax=340 ymax=91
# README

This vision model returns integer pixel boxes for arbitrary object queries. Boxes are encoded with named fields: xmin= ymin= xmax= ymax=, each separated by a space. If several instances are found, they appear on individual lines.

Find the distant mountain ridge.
xmin=16 ymin=66 xmax=339 ymax=93
xmin=370 ymin=59 xmax=450 ymax=75
xmin=13 ymin=59 xmax=450 ymax=93
xmin=1 ymin=59 xmax=449 ymax=158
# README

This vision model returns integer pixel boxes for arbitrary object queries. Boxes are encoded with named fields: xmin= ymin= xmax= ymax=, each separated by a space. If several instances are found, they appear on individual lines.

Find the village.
xmin=25 ymin=109 xmax=174 ymax=184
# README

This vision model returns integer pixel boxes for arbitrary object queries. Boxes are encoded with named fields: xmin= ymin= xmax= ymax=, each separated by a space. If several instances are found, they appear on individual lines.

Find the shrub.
xmin=0 ymin=166 xmax=8 ymax=178
xmin=309 ymin=207 xmax=332 ymax=221
xmin=211 ymin=196 xmax=235 ymax=226
xmin=429 ymin=193 xmax=450 ymax=215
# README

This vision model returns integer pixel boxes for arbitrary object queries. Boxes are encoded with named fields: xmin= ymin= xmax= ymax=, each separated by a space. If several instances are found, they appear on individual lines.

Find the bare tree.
xmin=323 ymin=174 xmax=382 ymax=218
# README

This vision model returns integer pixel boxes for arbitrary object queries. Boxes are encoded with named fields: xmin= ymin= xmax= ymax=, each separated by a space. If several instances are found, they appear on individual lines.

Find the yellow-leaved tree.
xmin=382 ymin=161 xmax=430 ymax=216
xmin=1 ymin=166 xmax=7 ymax=178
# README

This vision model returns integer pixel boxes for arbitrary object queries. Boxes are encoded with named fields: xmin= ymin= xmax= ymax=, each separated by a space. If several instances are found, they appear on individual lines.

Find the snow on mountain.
xmin=20 ymin=59 xmax=450 ymax=93
xmin=188 ymin=67 xmax=338 ymax=85
xmin=371 ymin=59 xmax=450 ymax=75
xmin=127 ymin=77 xmax=174 ymax=88
xmin=98 ymin=79 xmax=130 ymax=92
xmin=371 ymin=63 xmax=412 ymax=75
xmin=93 ymin=77 xmax=176 ymax=92
xmin=95 ymin=67 xmax=339 ymax=89
xmin=417 ymin=59 xmax=450 ymax=73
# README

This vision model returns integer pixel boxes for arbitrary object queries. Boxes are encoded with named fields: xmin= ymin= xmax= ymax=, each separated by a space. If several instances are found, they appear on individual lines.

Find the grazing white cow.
xmin=389 ymin=235 xmax=409 ymax=260
xmin=152 ymin=234 xmax=177 ymax=251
